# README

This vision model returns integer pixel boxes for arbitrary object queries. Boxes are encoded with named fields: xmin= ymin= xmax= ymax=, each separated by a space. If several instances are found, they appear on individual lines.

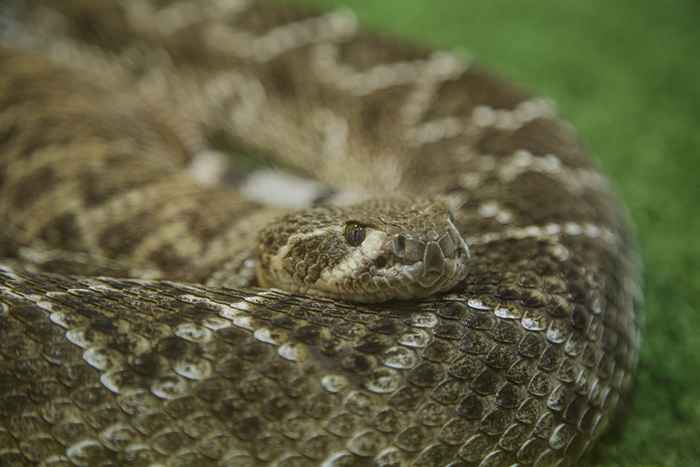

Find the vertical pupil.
xmin=346 ymin=223 xmax=365 ymax=246
xmin=396 ymin=234 xmax=405 ymax=252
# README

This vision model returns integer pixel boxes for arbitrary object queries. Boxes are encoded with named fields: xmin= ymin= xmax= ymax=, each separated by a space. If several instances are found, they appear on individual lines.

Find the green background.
xmin=294 ymin=0 xmax=700 ymax=465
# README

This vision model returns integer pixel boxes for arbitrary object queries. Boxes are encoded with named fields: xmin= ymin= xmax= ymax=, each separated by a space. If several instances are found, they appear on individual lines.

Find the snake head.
xmin=256 ymin=198 xmax=470 ymax=303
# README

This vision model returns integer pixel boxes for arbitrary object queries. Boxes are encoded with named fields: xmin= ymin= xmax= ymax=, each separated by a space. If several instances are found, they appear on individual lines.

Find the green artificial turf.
xmin=292 ymin=0 xmax=700 ymax=465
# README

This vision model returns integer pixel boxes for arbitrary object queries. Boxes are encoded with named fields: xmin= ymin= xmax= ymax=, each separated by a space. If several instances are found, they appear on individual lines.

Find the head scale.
xmin=256 ymin=198 xmax=470 ymax=303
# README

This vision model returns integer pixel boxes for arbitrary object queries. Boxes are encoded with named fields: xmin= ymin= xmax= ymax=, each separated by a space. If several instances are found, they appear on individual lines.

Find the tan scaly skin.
xmin=0 ymin=2 xmax=641 ymax=466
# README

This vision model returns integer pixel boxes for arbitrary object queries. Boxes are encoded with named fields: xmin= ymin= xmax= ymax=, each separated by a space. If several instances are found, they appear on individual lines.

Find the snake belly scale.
xmin=0 ymin=1 xmax=641 ymax=467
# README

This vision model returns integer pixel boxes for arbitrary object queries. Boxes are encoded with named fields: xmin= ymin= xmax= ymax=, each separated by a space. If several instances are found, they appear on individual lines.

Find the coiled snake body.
xmin=0 ymin=1 xmax=641 ymax=466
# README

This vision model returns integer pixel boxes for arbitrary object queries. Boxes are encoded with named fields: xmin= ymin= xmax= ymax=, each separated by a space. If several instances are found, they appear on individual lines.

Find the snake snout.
xmin=392 ymin=228 xmax=470 ymax=288
xmin=393 ymin=229 xmax=468 ymax=262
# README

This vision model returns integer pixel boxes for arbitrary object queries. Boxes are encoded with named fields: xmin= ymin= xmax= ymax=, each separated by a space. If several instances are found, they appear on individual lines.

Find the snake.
xmin=0 ymin=1 xmax=642 ymax=466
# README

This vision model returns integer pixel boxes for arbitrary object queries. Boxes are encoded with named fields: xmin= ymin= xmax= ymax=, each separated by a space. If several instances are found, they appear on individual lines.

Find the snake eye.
xmin=344 ymin=223 xmax=366 ymax=246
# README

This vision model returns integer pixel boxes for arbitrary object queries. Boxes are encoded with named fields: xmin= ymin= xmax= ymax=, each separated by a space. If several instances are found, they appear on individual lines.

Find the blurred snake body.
xmin=0 ymin=1 xmax=641 ymax=466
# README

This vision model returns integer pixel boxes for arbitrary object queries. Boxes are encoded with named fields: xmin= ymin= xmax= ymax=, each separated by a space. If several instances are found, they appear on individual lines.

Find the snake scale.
xmin=0 ymin=1 xmax=642 ymax=466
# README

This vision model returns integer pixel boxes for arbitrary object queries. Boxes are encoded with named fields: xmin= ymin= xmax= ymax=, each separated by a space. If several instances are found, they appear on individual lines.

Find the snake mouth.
xmin=301 ymin=251 xmax=467 ymax=303
xmin=352 ymin=248 xmax=468 ymax=303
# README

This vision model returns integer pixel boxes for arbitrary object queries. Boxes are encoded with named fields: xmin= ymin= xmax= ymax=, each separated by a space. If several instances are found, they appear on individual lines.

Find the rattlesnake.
xmin=0 ymin=1 xmax=642 ymax=466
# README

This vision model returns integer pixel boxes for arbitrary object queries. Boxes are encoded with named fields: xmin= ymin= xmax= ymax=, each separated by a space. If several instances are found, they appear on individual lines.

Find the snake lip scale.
xmin=0 ymin=1 xmax=641 ymax=467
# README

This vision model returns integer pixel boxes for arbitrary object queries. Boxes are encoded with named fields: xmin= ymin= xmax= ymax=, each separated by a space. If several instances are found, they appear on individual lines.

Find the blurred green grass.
xmin=294 ymin=0 xmax=700 ymax=465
